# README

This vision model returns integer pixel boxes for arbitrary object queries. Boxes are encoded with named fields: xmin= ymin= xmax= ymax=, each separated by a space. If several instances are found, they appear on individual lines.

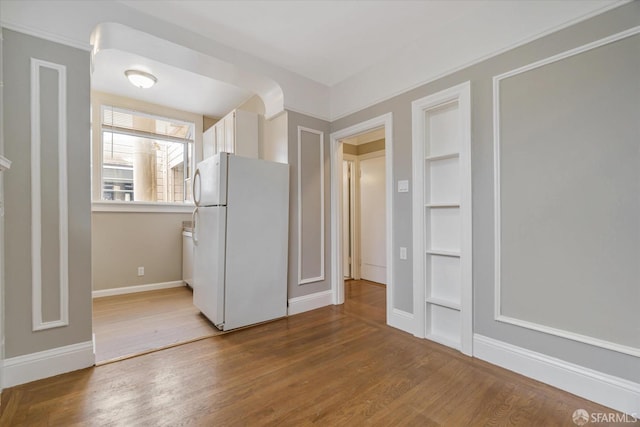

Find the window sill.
xmin=92 ymin=201 xmax=195 ymax=213
xmin=0 ymin=155 xmax=11 ymax=171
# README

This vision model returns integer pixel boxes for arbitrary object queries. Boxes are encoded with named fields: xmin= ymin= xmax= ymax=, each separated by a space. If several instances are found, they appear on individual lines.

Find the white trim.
xmin=473 ymin=334 xmax=640 ymax=417
xmin=496 ymin=315 xmax=640 ymax=358
xmin=411 ymin=81 xmax=472 ymax=355
xmin=387 ymin=309 xmax=415 ymax=335
xmin=297 ymin=126 xmax=325 ymax=285
xmin=342 ymin=154 xmax=359 ymax=279
xmin=2 ymin=341 xmax=95 ymax=388
xmin=329 ymin=113 xmax=400 ymax=331
xmin=287 ymin=290 xmax=333 ymax=316
xmin=0 ymin=20 xmax=93 ymax=52
xmin=30 ymin=58 xmax=69 ymax=331
xmin=494 ymin=26 xmax=640 ymax=83
xmin=329 ymin=1 xmax=631 ymax=121
xmin=92 ymin=281 xmax=185 ymax=298
xmin=493 ymin=27 xmax=640 ymax=357
xmin=0 ymin=155 xmax=11 ymax=171
xmin=92 ymin=201 xmax=195 ymax=213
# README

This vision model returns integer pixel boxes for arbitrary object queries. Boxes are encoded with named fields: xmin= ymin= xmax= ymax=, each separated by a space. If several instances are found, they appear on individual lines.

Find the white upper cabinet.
xmin=203 ymin=109 xmax=259 ymax=159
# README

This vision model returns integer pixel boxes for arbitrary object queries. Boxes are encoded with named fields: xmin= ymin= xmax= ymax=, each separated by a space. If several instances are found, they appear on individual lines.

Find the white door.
xmin=359 ymin=154 xmax=386 ymax=284
xmin=192 ymin=206 xmax=226 ymax=328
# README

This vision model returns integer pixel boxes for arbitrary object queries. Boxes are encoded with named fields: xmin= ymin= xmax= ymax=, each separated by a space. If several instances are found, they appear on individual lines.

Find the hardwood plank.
xmin=92 ymin=286 xmax=220 ymax=363
xmin=1 ymin=280 xmax=626 ymax=426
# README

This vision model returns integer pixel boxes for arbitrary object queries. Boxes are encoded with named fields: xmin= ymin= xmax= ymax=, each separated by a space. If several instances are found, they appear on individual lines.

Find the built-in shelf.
xmin=426 ymin=297 xmax=461 ymax=311
xmin=425 ymin=203 xmax=460 ymax=208
xmin=414 ymin=82 xmax=471 ymax=356
xmin=0 ymin=155 xmax=11 ymax=172
xmin=425 ymin=152 xmax=459 ymax=161
xmin=426 ymin=249 xmax=461 ymax=257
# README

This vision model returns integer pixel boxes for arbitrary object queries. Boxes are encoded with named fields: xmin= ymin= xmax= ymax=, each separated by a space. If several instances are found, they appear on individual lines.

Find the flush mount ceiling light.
xmin=124 ymin=69 xmax=157 ymax=89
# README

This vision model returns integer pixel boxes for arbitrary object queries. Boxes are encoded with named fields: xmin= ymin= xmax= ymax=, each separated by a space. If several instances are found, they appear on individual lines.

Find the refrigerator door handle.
xmin=193 ymin=168 xmax=202 ymax=207
xmin=192 ymin=207 xmax=199 ymax=245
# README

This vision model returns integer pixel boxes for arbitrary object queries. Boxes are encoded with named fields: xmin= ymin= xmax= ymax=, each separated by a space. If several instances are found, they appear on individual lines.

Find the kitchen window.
xmin=100 ymin=106 xmax=195 ymax=204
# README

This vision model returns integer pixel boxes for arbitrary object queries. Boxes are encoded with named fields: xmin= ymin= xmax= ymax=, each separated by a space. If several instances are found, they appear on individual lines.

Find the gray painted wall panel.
xmin=299 ymin=129 xmax=323 ymax=281
xmin=499 ymin=34 xmax=640 ymax=350
xmin=92 ymin=212 xmax=190 ymax=290
xmin=39 ymin=66 xmax=62 ymax=323
xmin=287 ymin=111 xmax=331 ymax=298
xmin=331 ymin=2 xmax=640 ymax=381
xmin=3 ymin=29 xmax=92 ymax=357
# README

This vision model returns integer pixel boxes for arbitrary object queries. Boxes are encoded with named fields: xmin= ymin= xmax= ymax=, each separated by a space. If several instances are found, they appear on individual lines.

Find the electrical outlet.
xmin=137 ymin=266 xmax=144 ymax=276
xmin=400 ymin=247 xmax=407 ymax=260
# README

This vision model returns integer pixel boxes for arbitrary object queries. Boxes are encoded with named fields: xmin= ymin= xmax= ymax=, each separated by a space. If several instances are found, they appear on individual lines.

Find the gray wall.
xmin=331 ymin=2 xmax=640 ymax=382
xmin=498 ymin=34 xmax=640 ymax=349
xmin=287 ymin=111 xmax=332 ymax=298
xmin=89 ymin=92 xmax=202 ymax=292
xmin=3 ymin=29 xmax=92 ymax=357
xmin=92 ymin=212 xmax=191 ymax=291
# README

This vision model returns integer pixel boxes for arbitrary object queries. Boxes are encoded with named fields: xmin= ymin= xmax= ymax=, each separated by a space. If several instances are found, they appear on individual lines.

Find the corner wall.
xmin=92 ymin=212 xmax=190 ymax=291
xmin=2 ymin=29 xmax=93 ymax=370
xmin=286 ymin=111 xmax=332 ymax=301
xmin=331 ymin=2 xmax=640 ymax=385
xmin=90 ymin=92 xmax=200 ymax=293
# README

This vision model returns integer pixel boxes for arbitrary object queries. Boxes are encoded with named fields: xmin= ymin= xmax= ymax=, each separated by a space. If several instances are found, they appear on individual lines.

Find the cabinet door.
xmin=224 ymin=113 xmax=235 ymax=153
xmin=182 ymin=232 xmax=194 ymax=285
xmin=234 ymin=110 xmax=259 ymax=158
xmin=203 ymin=127 xmax=215 ymax=159
xmin=215 ymin=121 xmax=225 ymax=154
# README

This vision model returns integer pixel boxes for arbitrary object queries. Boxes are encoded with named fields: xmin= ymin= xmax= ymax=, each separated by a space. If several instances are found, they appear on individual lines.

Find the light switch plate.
xmin=398 ymin=180 xmax=409 ymax=193
xmin=400 ymin=247 xmax=407 ymax=260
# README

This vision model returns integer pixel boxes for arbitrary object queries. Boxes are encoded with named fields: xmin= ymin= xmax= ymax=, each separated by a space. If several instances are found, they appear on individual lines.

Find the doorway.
xmin=330 ymin=113 xmax=408 ymax=331
xmin=341 ymin=134 xmax=387 ymax=285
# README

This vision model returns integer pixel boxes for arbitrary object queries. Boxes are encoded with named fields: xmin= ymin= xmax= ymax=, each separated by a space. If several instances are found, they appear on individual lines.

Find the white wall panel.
xmin=297 ymin=127 xmax=325 ymax=284
xmin=30 ymin=58 xmax=68 ymax=331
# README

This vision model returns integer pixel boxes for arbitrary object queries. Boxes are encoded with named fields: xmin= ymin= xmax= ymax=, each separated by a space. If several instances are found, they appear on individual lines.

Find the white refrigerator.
xmin=192 ymin=153 xmax=289 ymax=330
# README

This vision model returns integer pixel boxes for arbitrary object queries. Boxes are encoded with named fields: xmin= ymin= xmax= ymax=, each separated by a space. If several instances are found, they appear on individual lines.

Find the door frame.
xmin=331 ymin=113 xmax=408 ymax=331
xmin=342 ymin=154 xmax=358 ymax=280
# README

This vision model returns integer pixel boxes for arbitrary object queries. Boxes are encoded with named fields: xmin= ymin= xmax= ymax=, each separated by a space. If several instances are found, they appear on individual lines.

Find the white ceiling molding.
xmin=91 ymin=23 xmax=285 ymax=119
xmin=91 ymin=23 xmax=276 ymax=118
xmin=0 ymin=0 xmax=329 ymax=120
xmin=329 ymin=1 xmax=625 ymax=120
xmin=1 ymin=0 xmax=627 ymax=121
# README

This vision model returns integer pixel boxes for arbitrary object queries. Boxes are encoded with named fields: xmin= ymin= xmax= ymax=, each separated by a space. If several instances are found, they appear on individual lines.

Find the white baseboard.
xmin=3 ymin=340 xmax=95 ymax=388
xmin=473 ymin=334 xmax=640 ymax=416
xmin=92 ymin=280 xmax=185 ymax=298
xmin=288 ymin=290 xmax=333 ymax=315
xmin=388 ymin=308 xmax=415 ymax=335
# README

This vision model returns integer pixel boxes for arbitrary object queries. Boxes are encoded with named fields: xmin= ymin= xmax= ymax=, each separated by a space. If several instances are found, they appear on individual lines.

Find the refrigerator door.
xmin=223 ymin=155 xmax=289 ymax=330
xmin=192 ymin=206 xmax=226 ymax=328
xmin=193 ymin=152 xmax=228 ymax=207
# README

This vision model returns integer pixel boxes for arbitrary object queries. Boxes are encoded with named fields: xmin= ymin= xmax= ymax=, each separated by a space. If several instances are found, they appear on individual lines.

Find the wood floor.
xmin=1 ymin=280 xmax=620 ymax=426
xmin=93 ymin=286 xmax=220 ymax=363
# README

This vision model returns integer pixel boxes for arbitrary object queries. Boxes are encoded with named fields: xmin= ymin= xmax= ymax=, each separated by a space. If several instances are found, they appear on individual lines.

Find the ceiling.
xmin=92 ymin=49 xmax=253 ymax=118
xmin=342 ymin=128 xmax=385 ymax=146
xmin=93 ymin=0 xmax=620 ymax=117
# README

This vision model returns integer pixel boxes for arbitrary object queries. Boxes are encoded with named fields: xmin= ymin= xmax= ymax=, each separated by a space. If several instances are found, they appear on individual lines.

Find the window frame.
xmin=94 ymin=104 xmax=197 ymax=213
